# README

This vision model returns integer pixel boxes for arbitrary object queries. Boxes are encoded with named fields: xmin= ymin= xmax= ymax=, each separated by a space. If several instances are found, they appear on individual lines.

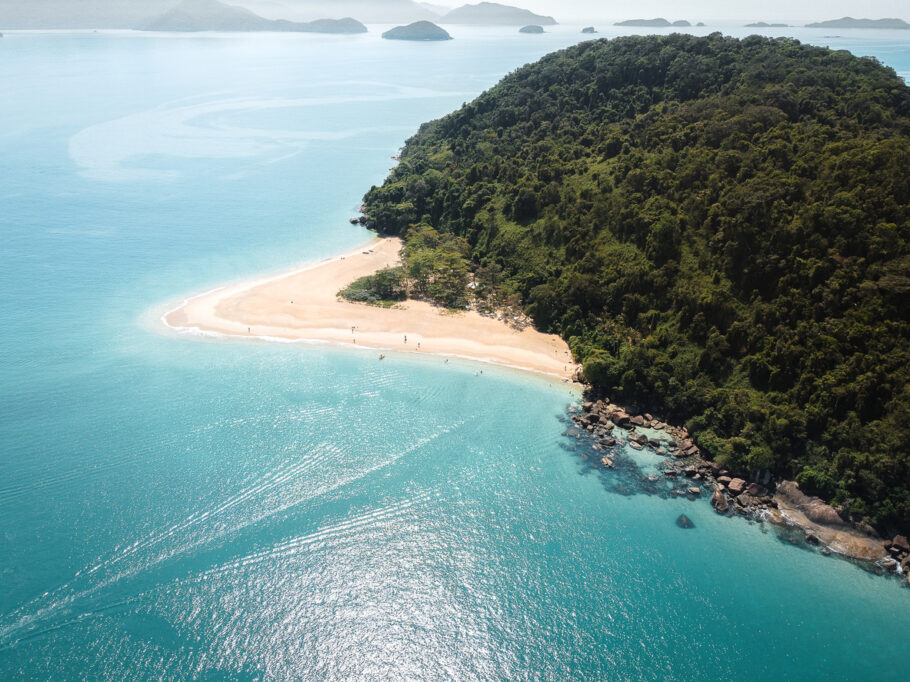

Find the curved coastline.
xmin=160 ymin=237 xmax=580 ymax=382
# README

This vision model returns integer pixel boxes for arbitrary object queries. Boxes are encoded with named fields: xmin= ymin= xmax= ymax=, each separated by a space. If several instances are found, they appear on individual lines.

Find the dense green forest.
xmin=358 ymin=33 xmax=910 ymax=532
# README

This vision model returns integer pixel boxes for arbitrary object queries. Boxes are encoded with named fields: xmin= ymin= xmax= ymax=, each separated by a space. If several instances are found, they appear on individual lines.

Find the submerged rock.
xmin=676 ymin=514 xmax=695 ymax=529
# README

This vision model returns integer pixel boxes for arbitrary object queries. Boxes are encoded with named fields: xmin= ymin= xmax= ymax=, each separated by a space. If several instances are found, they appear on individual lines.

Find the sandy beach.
xmin=164 ymin=237 xmax=578 ymax=380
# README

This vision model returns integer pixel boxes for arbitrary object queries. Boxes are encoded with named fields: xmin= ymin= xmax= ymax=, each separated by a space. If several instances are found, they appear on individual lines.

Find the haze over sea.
xmin=1 ymin=23 xmax=909 ymax=679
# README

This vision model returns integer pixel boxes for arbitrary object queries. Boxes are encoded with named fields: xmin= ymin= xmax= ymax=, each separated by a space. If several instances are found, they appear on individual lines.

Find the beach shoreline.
xmin=161 ymin=237 xmax=580 ymax=382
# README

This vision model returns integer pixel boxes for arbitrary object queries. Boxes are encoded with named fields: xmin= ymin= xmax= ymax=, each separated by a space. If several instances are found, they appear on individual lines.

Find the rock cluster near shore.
xmin=570 ymin=397 xmax=902 ymax=579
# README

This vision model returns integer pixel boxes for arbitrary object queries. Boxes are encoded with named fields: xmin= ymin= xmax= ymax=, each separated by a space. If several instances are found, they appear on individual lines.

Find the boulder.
xmin=688 ymin=487 xmax=701 ymax=497
xmin=717 ymin=475 xmax=732 ymax=485
xmin=631 ymin=433 xmax=649 ymax=445
xmin=728 ymin=478 xmax=746 ymax=494
xmin=892 ymin=535 xmax=910 ymax=553
xmin=601 ymin=456 xmax=614 ymax=468
xmin=746 ymin=483 xmax=769 ymax=497
xmin=629 ymin=441 xmax=643 ymax=450
xmin=855 ymin=520 xmax=879 ymax=537
xmin=612 ymin=411 xmax=631 ymax=426
xmin=737 ymin=493 xmax=759 ymax=507
xmin=881 ymin=558 xmax=898 ymax=572
xmin=711 ymin=490 xmax=729 ymax=513
xmin=676 ymin=514 xmax=695 ymax=529
xmin=630 ymin=415 xmax=645 ymax=427
xmin=775 ymin=480 xmax=848 ymax=529
xmin=601 ymin=437 xmax=617 ymax=447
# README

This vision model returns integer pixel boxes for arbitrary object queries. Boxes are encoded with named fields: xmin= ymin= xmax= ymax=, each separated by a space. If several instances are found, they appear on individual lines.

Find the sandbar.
xmin=164 ymin=237 xmax=578 ymax=380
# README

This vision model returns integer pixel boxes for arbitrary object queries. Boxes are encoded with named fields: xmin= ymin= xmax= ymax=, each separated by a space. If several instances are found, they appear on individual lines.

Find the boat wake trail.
xmin=0 ymin=419 xmax=465 ymax=649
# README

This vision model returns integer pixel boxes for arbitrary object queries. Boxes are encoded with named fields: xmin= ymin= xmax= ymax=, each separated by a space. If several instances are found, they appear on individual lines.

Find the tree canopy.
xmin=361 ymin=33 xmax=910 ymax=533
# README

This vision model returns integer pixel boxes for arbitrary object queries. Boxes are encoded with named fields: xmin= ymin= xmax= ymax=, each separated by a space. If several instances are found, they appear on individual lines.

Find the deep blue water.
xmin=1 ymin=25 xmax=909 ymax=680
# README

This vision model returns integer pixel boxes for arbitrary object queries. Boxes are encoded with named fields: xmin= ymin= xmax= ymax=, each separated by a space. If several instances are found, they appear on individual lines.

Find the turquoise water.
xmin=1 ymin=25 xmax=909 ymax=680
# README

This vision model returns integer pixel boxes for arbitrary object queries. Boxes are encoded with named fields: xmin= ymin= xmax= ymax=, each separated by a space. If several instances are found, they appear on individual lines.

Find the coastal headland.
xmin=164 ymin=237 xmax=578 ymax=380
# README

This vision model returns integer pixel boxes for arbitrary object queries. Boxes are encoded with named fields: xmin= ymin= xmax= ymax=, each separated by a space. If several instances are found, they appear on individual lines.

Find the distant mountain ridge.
xmin=805 ymin=17 xmax=910 ymax=29
xmin=442 ymin=2 xmax=556 ymax=26
xmin=0 ymin=0 xmax=432 ymax=29
xmin=246 ymin=0 xmax=437 ymax=23
xmin=142 ymin=0 xmax=366 ymax=32
xmin=0 ymin=0 xmax=174 ymax=29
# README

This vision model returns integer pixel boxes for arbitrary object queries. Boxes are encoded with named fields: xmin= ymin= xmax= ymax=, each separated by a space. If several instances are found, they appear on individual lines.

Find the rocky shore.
xmin=569 ymin=397 xmax=909 ymax=586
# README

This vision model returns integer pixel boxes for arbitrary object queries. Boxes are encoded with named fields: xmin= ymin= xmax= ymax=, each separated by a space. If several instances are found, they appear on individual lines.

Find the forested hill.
xmin=360 ymin=34 xmax=910 ymax=532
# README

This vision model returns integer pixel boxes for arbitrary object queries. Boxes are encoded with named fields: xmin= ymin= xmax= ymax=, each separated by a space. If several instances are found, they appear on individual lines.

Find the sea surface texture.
xmin=1 ymin=25 xmax=909 ymax=680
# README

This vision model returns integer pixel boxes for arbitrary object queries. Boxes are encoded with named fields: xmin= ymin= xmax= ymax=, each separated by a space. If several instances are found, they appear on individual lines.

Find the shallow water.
xmin=1 ymin=25 xmax=909 ymax=680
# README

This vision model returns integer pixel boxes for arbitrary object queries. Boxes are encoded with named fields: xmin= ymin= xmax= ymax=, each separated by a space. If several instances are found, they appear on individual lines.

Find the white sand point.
xmin=164 ymin=237 xmax=579 ymax=381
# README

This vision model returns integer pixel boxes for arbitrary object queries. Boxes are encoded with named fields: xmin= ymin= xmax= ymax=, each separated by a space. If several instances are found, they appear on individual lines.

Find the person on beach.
xmin=404 ymin=335 xmax=407 ymax=344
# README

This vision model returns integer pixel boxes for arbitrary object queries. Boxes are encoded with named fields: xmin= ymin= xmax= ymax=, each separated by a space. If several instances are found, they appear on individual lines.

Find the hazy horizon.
xmin=0 ymin=0 xmax=908 ymax=29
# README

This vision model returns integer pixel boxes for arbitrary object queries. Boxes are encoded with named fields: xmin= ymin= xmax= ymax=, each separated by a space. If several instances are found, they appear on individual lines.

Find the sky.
xmin=0 ymin=0 xmax=907 ymax=28
xmin=431 ymin=0 xmax=910 ymax=23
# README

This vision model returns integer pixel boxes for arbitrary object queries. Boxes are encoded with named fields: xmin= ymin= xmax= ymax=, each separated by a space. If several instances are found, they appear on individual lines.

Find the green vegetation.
xmin=360 ymin=34 xmax=910 ymax=532
xmin=340 ymin=226 xmax=472 ymax=308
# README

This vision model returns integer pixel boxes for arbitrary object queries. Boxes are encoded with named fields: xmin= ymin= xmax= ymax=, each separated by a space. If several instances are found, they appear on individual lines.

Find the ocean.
xmin=1 ymin=23 xmax=909 ymax=679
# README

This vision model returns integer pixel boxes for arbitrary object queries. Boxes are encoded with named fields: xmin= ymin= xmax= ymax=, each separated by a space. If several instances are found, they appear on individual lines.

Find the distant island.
xmin=441 ymin=2 xmax=557 ymax=26
xmin=746 ymin=22 xmax=790 ymax=27
xmin=581 ymin=26 xmax=596 ymax=34
xmin=142 ymin=0 xmax=367 ymax=33
xmin=615 ymin=18 xmax=674 ymax=27
xmin=382 ymin=21 xmax=452 ymax=41
xmin=805 ymin=17 xmax=910 ymax=29
xmin=519 ymin=25 xmax=544 ymax=34
xmin=615 ymin=18 xmax=692 ymax=28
